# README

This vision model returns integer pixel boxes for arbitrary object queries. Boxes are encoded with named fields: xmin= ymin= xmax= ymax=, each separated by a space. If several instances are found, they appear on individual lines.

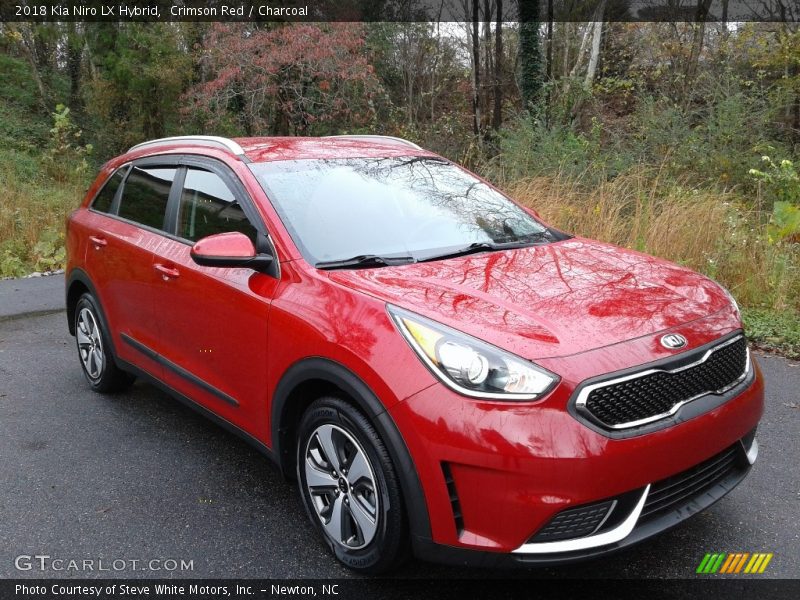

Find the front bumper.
xmin=391 ymin=352 xmax=764 ymax=566
xmin=414 ymin=434 xmax=756 ymax=567
xmin=513 ymin=432 xmax=757 ymax=558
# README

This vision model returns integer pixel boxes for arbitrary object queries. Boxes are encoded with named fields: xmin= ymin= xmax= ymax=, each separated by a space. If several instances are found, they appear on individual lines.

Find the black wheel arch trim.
xmin=65 ymin=269 xmax=112 ymax=346
xmin=67 ymin=272 xmax=433 ymax=546
xmin=271 ymin=357 xmax=433 ymax=543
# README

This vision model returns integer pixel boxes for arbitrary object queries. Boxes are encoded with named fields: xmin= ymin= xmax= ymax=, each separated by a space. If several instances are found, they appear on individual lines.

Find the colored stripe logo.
xmin=696 ymin=552 xmax=773 ymax=574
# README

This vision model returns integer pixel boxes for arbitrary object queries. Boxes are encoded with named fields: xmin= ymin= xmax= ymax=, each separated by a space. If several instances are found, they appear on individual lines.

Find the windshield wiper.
xmin=315 ymin=254 xmax=416 ymax=270
xmin=417 ymin=234 xmax=552 ymax=264
xmin=417 ymin=242 xmax=497 ymax=263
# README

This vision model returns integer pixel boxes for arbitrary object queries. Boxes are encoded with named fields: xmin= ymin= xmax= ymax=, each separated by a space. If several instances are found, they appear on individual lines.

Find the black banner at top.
xmin=3 ymin=0 xmax=800 ymax=23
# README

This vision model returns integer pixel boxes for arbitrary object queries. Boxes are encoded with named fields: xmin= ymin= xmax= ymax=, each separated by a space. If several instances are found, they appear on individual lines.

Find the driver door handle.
xmin=89 ymin=235 xmax=107 ymax=248
xmin=154 ymin=263 xmax=180 ymax=280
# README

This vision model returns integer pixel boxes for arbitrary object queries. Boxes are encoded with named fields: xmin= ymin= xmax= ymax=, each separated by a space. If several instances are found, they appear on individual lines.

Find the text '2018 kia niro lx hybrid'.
xmin=66 ymin=135 xmax=763 ymax=573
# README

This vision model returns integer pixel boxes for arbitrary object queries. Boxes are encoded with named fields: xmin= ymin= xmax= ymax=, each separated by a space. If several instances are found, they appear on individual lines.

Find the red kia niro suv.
xmin=65 ymin=135 xmax=763 ymax=573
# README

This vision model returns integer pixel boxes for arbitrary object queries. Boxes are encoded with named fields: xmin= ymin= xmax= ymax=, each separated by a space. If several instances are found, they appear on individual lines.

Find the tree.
xmin=471 ymin=0 xmax=481 ymax=134
xmin=366 ymin=19 xmax=463 ymax=129
xmin=185 ymin=24 xmax=383 ymax=136
xmin=65 ymin=22 xmax=83 ymax=110
xmin=683 ymin=0 xmax=714 ymax=105
xmin=85 ymin=23 xmax=191 ymax=153
xmin=518 ymin=0 xmax=543 ymax=112
xmin=4 ymin=23 xmax=49 ymax=112
xmin=492 ymin=0 xmax=504 ymax=129
xmin=584 ymin=0 xmax=607 ymax=91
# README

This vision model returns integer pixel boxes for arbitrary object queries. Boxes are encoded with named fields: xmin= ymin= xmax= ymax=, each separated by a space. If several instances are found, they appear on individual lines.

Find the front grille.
xmin=530 ymin=500 xmax=615 ymax=542
xmin=581 ymin=336 xmax=748 ymax=429
xmin=640 ymin=444 xmax=741 ymax=521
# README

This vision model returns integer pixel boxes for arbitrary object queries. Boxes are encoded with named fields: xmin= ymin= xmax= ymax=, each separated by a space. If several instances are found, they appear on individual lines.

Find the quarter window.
xmin=177 ymin=168 xmax=257 ymax=243
xmin=91 ymin=167 xmax=125 ymax=213
xmin=117 ymin=166 xmax=177 ymax=230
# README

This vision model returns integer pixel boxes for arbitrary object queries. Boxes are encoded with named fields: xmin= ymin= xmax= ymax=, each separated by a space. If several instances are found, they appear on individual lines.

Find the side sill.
xmin=120 ymin=333 xmax=239 ymax=407
xmin=115 ymin=356 xmax=279 ymax=467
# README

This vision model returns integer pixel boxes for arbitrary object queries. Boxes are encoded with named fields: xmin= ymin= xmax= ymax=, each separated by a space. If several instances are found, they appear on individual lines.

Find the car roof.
xmin=237 ymin=137 xmax=437 ymax=163
xmin=125 ymin=135 xmax=439 ymax=164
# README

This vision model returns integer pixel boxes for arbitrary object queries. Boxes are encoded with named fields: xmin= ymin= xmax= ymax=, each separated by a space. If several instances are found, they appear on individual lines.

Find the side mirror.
xmin=190 ymin=232 xmax=273 ymax=271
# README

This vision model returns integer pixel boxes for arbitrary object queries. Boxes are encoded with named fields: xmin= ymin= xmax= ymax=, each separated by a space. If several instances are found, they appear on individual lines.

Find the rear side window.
xmin=90 ymin=168 xmax=125 ymax=213
xmin=118 ymin=166 xmax=177 ymax=231
xmin=177 ymin=167 xmax=257 ymax=243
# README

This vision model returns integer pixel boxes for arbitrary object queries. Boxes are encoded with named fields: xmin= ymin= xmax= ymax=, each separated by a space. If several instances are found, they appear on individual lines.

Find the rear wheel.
xmin=296 ymin=397 xmax=408 ymax=574
xmin=74 ymin=293 xmax=134 ymax=393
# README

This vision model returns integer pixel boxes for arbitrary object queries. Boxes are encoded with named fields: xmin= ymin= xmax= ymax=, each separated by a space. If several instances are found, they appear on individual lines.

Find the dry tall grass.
xmin=0 ymin=150 xmax=85 ymax=276
xmin=505 ymin=169 xmax=799 ymax=312
xmin=0 ymin=182 xmax=79 ymax=248
xmin=2 ymin=151 xmax=797 ymax=315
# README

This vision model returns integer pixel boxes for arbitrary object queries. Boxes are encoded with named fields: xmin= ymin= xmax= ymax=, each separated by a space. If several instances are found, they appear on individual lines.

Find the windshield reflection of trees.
xmin=344 ymin=156 xmax=549 ymax=243
xmin=261 ymin=156 xmax=550 ymax=251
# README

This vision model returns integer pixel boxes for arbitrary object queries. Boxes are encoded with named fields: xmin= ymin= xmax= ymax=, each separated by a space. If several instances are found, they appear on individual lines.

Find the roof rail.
xmin=325 ymin=135 xmax=422 ymax=150
xmin=128 ymin=136 xmax=246 ymax=156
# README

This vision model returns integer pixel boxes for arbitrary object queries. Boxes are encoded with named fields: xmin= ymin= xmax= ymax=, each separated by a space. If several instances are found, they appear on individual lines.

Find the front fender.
xmin=270 ymin=356 xmax=433 ymax=544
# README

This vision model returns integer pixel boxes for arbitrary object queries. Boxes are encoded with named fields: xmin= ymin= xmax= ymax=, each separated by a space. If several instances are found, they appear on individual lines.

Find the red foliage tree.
xmin=184 ymin=23 xmax=383 ymax=136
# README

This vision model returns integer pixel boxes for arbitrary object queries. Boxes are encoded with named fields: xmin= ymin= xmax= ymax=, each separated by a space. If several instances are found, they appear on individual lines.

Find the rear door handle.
xmin=89 ymin=235 xmax=107 ymax=248
xmin=154 ymin=263 xmax=180 ymax=280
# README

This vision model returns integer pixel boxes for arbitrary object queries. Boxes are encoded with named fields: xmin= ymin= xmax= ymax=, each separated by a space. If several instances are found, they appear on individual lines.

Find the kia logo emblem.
xmin=660 ymin=333 xmax=688 ymax=349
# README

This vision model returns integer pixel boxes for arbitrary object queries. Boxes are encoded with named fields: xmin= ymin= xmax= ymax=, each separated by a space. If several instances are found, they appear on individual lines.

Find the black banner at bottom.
xmin=3 ymin=579 xmax=800 ymax=600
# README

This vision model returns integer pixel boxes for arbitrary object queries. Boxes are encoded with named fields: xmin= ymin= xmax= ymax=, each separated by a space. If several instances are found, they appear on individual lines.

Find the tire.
xmin=296 ymin=396 xmax=409 ymax=574
xmin=74 ymin=293 xmax=135 ymax=393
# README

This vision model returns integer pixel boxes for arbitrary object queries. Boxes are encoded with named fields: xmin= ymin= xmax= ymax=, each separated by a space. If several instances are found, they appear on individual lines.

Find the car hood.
xmin=326 ymin=238 xmax=731 ymax=359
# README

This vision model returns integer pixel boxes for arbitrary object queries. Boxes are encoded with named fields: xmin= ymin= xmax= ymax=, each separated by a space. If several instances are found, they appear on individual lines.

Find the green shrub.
xmin=0 ymin=145 xmax=85 ymax=277
xmin=30 ymin=229 xmax=66 ymax=272
xmin=749 ymin=155 xmax=800 ymax=209
xmin=743 ymin=308 xmax=800 ymax=359
xmin=486 ymin=115 xmax=615 ymax=184
xmin=43 ymin=104 xmax=93 ymax=183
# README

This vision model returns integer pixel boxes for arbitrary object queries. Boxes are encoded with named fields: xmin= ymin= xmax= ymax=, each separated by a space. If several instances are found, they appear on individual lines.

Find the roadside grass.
xmin=2 ymin=143 xmax=797 ymax=358
xmin=742 ymin=308 xmax=800 ymax=359
xmin=505 ymin=169 xmax=800 ymax=358
xmin=0 ymin=54 xmax=86 ymax=277
xmin=1 ymin=52 xmax=797 ymax=358
xmin=0 ymin=147 xmax=85 ymax=277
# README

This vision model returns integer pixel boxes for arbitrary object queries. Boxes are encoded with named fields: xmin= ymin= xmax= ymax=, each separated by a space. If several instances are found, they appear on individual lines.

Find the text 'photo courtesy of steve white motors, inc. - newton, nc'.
xmin=14 ymin=3 xmax=309 ymax=19
xmin=14 ymin=583 xmax=340 ymax=598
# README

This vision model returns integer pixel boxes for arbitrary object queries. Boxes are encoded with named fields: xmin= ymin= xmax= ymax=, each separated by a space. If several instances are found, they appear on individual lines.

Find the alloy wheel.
xmin=76 ymin=307 xmax=104 ymax=380
xmin=304 ymin=423 xmax=379 ymax=549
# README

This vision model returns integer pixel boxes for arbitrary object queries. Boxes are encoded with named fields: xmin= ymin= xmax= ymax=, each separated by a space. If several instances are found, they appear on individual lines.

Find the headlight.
xmin=388 ymin=306 xmax=559 ymax=400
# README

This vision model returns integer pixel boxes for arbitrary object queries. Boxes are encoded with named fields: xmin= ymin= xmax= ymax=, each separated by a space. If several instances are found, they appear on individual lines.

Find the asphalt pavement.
xmin=0 ymin=276 xmax=797 ymax=580
xmin=0 ymin=273 xmax=64 ymax=321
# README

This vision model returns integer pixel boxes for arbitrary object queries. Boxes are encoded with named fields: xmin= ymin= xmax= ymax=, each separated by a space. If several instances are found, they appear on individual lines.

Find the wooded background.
xmin=0 ymin=4 xmax=798 ymax=354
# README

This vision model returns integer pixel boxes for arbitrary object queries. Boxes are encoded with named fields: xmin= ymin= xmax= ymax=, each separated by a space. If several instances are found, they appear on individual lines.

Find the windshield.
xmin=248 ymin=157 xmax=556 ymax=267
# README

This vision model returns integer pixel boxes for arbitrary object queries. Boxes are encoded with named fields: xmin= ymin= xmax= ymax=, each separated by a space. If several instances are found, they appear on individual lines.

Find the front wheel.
xmin=74 ymin=293 xmax=134 ymax=393
xmin=296 ymin=397 xmax=408 ymax=574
